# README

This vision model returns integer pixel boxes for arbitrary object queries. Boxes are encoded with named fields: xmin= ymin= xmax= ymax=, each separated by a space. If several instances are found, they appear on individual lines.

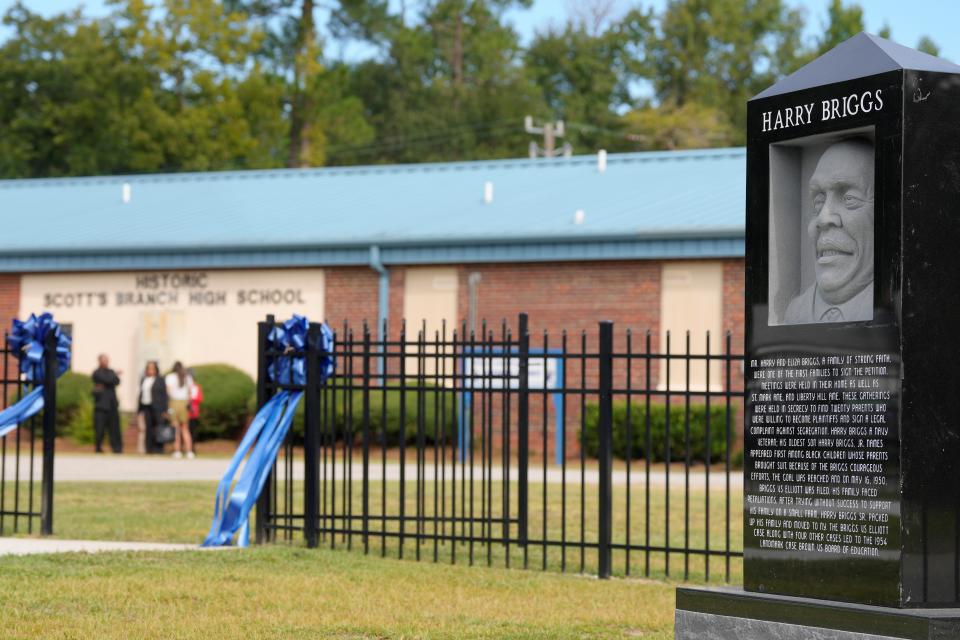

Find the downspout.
xmin=369 ymin=245 xmax=389 ymax=378
xmin=467 ymin=272 xmax=482 ymax=336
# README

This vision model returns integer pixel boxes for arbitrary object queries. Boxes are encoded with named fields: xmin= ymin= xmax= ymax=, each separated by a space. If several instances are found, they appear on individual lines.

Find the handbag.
xmin=156 ymin=415 xmax=176 ymax=445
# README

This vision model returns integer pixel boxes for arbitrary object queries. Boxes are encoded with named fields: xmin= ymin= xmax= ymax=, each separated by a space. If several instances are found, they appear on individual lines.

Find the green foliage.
xmin=622 ymin=102 xmax=735 ymax=150
xmin=524 ymin=8 xmax=652 ymax=153
xmin=332 ymin=0 xmax=544 ymax=165
xmin=731 ymin=447 xmax=744 ymax=470
xmin=580 ymin=401 xmax=729 ymax=463
xmin=0 ymin=0 xmax=945 ymax=175
xmin=816 ymin=0 xmax=865 ymax=56
xmin=649 ymin=0 xmax=806 ymax=143
xmin=916 ymin=36 xmax=940 ymax=57
xmin=55 ymin=371 xmax=95 ymax=443
xmin=281 ymin=381 xmax=456 ymax=446
xmin=191 ymin=364 xmax=256 ymax=440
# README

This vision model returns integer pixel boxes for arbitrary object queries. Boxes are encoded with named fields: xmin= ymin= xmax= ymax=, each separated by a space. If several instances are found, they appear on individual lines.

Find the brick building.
xmin=0 ymin=148 xmax=745 ymax=411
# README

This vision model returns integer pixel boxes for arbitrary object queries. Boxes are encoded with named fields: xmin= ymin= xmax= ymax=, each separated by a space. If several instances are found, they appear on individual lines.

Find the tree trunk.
xmin=453 ymin=12 xmax=463 ymax=87
xmin=451 ymin=6 xmax=463 ymax=112
xmin=287 ymin=0 xmax=316 ymax=168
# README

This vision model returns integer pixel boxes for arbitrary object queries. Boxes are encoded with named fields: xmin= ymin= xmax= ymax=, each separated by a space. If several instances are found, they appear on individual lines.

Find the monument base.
xmin=675 ymin=587 xmax=960 ymax=640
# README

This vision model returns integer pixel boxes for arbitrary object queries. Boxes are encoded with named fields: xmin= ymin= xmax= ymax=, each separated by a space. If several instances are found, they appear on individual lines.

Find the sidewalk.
xmin=1 ymin=452 xmax=743 ymax=489
xmin=0 ymin=537 xmax=198 ymax=556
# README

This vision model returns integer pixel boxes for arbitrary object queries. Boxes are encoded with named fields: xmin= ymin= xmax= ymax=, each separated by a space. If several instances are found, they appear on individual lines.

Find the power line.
xmin=325 ymin=119 xmax=518 ymax=157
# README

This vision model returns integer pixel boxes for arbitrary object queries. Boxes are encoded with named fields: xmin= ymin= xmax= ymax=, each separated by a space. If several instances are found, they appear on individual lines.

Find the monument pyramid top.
xmin=752 ymin=32 xmax=960 ymax=100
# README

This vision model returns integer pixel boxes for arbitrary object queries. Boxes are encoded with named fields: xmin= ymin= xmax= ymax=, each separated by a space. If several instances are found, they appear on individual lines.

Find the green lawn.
xmin=0 ymin=547 xmax=677 ymax=639
xmin=281 ymin=476 xmax=743 ymax=584
xmin=36 ymin=479 xmax=742 ymax=582
xmin=0 ymin=480 xmax=743 ymax=638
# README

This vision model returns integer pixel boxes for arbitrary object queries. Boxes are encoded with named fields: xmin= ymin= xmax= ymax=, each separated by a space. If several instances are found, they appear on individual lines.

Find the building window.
xmin=659 ymin=261 xmax=723 ymax=391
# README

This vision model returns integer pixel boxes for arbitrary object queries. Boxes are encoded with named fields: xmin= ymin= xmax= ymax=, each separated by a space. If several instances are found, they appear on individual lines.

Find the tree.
xmin=525 ymin=7 xmax=652 ymax=153
xmin=0 ymin=0 xmax=291 ymax=177
xmin=649 ymin=0 xmax=805 ymax=143
xmin=916 ymin=35 xmax=940 ymax=57
xmin=622 ymin=101 xmax=735 ymax=151
xmin=329 ymin=0 xmax=543 ymax=164
xmin=815 ymin=0 xmax=863 ymax=55
xmin=111 ymin=0 xmax=289 ymax=171
xmin=0 ymin=3 xmax=156 ymax=177
xmin=225 ymin=0 xmax=374 ymax=167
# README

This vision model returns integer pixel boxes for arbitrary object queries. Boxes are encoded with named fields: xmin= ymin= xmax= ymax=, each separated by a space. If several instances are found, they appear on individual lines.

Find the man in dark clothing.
xmin=92 ymin=354 xmax=122 ymax=453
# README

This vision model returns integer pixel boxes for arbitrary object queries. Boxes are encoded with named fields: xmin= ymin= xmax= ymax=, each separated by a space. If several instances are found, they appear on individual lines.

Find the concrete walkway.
xmin=0 ymin=537 xmax=198 ymax=556
xmin=1 ymin=453 xmax=743 ymax=489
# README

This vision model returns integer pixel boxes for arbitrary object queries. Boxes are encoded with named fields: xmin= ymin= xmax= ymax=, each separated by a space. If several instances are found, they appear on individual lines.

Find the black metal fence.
xmin=256 ymin=314 xmax=744 ymax=581
xmin=0 ymin=332 xmax=57 ymax=536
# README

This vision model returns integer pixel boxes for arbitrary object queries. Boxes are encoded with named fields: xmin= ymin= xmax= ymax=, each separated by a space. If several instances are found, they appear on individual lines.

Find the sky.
xmin=0 ymin=0 xmax=958 ymax=61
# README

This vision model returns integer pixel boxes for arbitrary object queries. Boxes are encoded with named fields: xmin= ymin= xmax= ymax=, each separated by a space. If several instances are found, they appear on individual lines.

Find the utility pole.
xmin=525 ymin=116 xmax=573 ymax=158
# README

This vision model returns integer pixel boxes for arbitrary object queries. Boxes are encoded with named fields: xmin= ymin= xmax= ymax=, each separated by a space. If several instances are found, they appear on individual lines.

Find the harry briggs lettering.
xmin=762 ymin=90 xmax=884 ymax=132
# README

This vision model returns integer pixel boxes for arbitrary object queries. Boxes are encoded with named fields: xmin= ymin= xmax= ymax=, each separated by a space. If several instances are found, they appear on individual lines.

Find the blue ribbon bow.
xmin=203 ymin=316 xmax=334 ymax=547
xmin=0 ymin=313 xmax=72 ymax=438
xmin=266 ymin=314 xmax=334 ymax=386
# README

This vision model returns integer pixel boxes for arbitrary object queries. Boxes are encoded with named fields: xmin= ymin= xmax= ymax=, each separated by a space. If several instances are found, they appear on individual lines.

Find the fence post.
xmin=361 ymin=326 xmax=372 ymax=553
xmin=303 ymin=322 xmax=320 ymax=548
xmin=598 ymin=320 xmax=614 ymax=579
xmin=255 ymin=314 xmax=274 ymax=544
xmin=39 ymin=331 xmax=57 ymax=536
xmin=517 ymin=313 xmax=529 ymax=548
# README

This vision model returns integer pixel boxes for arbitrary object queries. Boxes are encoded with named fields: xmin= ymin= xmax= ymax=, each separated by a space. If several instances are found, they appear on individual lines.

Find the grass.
xmin=0 ymin=479 xmax=743 ymax=638
xmin=280 ymin=473 xmax=743 ymax=584
xmin=0 ymin=547 xmax=678 ymax=639
xmin=10 ymin=479 xmax=743 ymax=582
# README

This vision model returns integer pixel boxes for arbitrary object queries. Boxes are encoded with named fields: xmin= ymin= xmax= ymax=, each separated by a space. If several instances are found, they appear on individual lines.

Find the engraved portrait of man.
xmin=783 ymin=139 xmax=875 ymax=324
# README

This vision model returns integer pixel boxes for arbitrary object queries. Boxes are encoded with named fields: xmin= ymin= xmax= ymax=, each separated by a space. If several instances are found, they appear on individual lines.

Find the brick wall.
xmin=324 ymin=267 xmax=378 ymax=331
xmin=324 ymin=266 xmax=405 ymax=338
xmin=454 ymin=261 xmax=662 ymax=457
xmin=722 ymin=258 xmax=745 ymax=387
xmin=0 ymin=274 xmax=20 ymax=337
xmin=327 ymin=260 xmax=689 ymax=342
xmin=722 ymin=258 xmax=746 ymax=448
xmin=458 ymin=261 xmax=661 ymax=339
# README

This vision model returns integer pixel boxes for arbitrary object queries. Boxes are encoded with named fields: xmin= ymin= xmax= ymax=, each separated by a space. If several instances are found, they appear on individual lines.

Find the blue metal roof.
xmin=0 ymin=148 xmax=746 ymax=271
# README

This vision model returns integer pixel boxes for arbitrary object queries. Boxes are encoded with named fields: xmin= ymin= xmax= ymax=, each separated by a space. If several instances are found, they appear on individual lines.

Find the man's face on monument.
xmin=807 ymin=140 xmax=875 ymax=304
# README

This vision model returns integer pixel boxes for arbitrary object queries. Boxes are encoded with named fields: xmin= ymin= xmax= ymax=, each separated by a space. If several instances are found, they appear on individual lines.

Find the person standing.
xmin=166 ymin=361 xmax=194 ymax=459
xmin=138 ymin=361 xmax=168 ymax=454
xmin=92 ymin=354 xmax=122 ymax=454
xmin=187 ymin=368 xmax=203 ymax=457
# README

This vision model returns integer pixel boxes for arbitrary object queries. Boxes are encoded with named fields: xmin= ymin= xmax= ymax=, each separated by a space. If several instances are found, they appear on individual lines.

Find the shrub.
xmin=325 ymin=383 xmax=457 ymax=446
xmin=55 ymin=371 xmax=95 ymax=443
xmin=246 ymin=379 xmax=457 ymax=446
xmin=191 ymin=364 xmax=256 ymax=440
xmin=731 ymin=447 xmax=744 ymax=470
xmin=581 ymin=401 xmax=729 ymax=462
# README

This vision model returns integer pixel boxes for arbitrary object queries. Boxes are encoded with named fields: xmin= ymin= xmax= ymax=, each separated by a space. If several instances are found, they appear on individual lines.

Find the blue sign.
xmin=459 ymin=348 xmax=565 ymax=465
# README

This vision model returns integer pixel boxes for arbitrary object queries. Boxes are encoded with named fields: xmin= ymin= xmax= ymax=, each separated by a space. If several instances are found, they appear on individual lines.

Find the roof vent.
xmin=122 ymin=183 xmax=131 ymax=204
xmin=597 ymin=149 xmax=607 ymax=173
xmin=483 ymin=181 xmax=493 ymax=204
xmin=574 ymin=209 xmax=585 ymax=225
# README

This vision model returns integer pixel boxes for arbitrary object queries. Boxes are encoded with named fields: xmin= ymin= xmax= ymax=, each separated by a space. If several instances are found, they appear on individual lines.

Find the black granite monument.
xmin=676 ymin=33 xmax=960 ymax=639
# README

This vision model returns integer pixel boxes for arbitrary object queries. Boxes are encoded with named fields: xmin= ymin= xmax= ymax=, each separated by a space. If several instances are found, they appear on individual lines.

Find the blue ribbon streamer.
xmin=0 ymin=313 xmax=71 ymax=437
xmin=203 ymin=315 xmax=334 ymax=547
xmin=202 ymin=391 xmax=301 ymax=547
xmin=0 ymin=387 xmax=45 ymax=439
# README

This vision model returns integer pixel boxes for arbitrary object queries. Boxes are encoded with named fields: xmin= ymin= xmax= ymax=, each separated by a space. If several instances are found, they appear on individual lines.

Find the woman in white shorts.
xmin=166 ymin=361 xmax=195 ymax=459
